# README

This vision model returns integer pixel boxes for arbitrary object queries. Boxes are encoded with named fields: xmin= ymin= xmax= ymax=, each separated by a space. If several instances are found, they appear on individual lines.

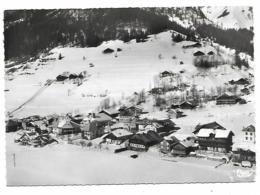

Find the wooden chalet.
xmin=171 ymin=104 xmax=180 ymax=109
xmin=128 ymin=131 xmax=163 ymax=151
xmin=216 ymin=93 xmax=239 ymax=105
xmin=207 ymin=51 xmax=215 ymax=55
xmin=56 ymin=72 xmax=69 ymax=81
xmin=230 ymin=78 xmax=250 ymax=85
xmin=193 ymin=122 xmax=234 ymax=153
xmin=103 ymin=48 xmax=114 ymax=54
xmin=149 ymin=87 xmax=164 ymax=95
xmin=99 ymin=109 xmax=119 ymax=119
xmin=193 ymin=121 xmax=225 ymax=134
xmin=193 ymin=51 xmax=205 ymax=56
xmin=167 ymin=108 xmax=184 ymax=119
xmin=57 ymin=119 xmax=81 ymax=135
xmin=6 ymin=119 xmax=22 ymax=132
xmin=171 ymin=141 xmax=195 ymax=156
xmin=179 ymin=101 xmax=197 ymax=109
xmin=119 ymin=105 xmax=143 ymax=118
xmin=241 ymin=87 xmax=250 ymax=95
xmin=232 ymin=148 xmax=255 ymax=164
xmin=104 ymin=129 xmax=133 ymax=145
xmin=160 ymin=136 xmax=179 ymax=153
xmin=160 ymin=71 xmax=173 ymax=78
xmin=152 ymin=119 xmax=180 ymax=136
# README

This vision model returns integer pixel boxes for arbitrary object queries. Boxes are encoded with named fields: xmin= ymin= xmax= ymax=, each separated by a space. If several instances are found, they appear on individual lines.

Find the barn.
xmin=216 ymin=93 xmax=239 ymax=105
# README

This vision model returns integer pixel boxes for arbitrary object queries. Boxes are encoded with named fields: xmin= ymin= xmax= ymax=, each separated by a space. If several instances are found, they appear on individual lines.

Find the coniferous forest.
xmin=4 ymin=8 xmax=254 ymax=61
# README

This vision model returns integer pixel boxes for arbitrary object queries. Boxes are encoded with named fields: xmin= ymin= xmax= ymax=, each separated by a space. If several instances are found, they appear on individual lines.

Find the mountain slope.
xmin=5 ymin=31 xmax=252 ymax=118
xmin=201 ymin=6 xmax=253 ymax=30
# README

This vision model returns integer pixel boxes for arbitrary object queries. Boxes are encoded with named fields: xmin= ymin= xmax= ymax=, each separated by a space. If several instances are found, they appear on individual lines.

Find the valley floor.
xmin=6 ymin=133 xmax=255 ymax=186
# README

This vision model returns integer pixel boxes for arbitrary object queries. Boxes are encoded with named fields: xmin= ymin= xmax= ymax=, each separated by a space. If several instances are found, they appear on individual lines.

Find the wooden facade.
xmin=196 ymin=132 xmax=234 ymax=153
xmin=216 ymin=93 xmax=238 ymax=105
xmin=128 ymin=131 xmax=162 ymax=151
xmin=171 ymin=142 xmax=191 ymax=156
xmin=104 ymin=129 xmax=133 ymax=145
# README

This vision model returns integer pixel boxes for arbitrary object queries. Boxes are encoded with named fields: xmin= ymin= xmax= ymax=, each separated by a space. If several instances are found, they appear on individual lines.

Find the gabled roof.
xmin=196 ymin=128 xmax=214 ymax=137
xmin=207 ymin=51 xmax=215 ymax=55
xmin=180 ymin=101 xmax=193 ymax=106
xmin=110 ymin=129 xmax=133 ymax=138
xmin=242 ymin=125 xmax=255 ymax=132
xmin=130 ymin=130 xmax=162 ymax=145
xmin=58 ymin=119 xmax=73 ymax=129
xmin=176 ymin=140 xmax=195 ymax=148
xmin=193 ymin=51 xmax=205 ymax=56
xmin=193 ymin=121 xmax=225 ymax=134
xmin=215 ymin=129 xmax=234 ymax=138
xmin=216 ymin=92 xmax=238 ymax=100
xmin=103 ymin=48 xmax=114 ymax=53
xmin=111 ymin=122 xmax=129 ymax=130
xmin=93 ymin=113 xmax=112 ymax=122
xmin=99 ymin=109 xmax=119 ymax=116
xmin=196 ymin=128 xmax=234 ymax=139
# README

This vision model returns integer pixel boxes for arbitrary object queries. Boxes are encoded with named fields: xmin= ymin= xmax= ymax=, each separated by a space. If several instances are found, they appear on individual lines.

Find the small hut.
xmin=193 ymin=51 xmax=205 ymax=56
xmin=102 ymin=48 xmax=114 ymax=54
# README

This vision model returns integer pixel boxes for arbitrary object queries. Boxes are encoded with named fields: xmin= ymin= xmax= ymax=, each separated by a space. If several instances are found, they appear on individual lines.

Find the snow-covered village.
xmin=4 ymin=7 xmax=255 ymax=185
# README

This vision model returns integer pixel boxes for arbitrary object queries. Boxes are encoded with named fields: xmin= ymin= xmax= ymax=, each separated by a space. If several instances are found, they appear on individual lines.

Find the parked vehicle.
xmin=241 ymin=161 xmax=252 ymax=168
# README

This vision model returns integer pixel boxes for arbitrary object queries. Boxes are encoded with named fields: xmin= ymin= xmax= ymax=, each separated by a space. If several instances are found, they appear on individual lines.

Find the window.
xmin=250 ymin=137 xmax=252 ymax=141
xmin=245 ymin=132 xmax=248 ymax=135
xmin=250 ymin=133 xmax=253 ymax=136
xmin=245 ymin=137 xmax=248 ymax=140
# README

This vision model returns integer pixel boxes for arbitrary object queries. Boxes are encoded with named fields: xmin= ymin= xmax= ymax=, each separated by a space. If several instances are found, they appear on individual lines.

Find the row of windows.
xmin=245 ymin=137 xmax=253 ymax=141
xmin=245 ymin=132 xmax=253 ymax=135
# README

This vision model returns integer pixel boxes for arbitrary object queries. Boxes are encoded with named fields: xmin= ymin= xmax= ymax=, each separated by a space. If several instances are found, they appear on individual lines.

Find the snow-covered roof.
xmin=196 ymin=128 xmax=214 ymax=137
xmin=111 ymin=123 xmax=128 ymax=130
xmin=179 ymin=140 xmax=195 ymax=148
xmin=215 ymin=129 xmax=231 ymax=138
xmin=57 ymin=119 xmax=67 ymax=128
xmin=196 ymin=128 xmax=232 ymax=138
xmin=111 ymin=129 xmax=133 ymax=137
xmin=169 ymin=133 xmax=194 ymax=141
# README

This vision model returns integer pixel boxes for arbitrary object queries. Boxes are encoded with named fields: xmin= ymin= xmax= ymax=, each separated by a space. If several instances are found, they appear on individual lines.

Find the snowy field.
xmin=5 ymin=31 xmax=249 ymax=118
xmin=5 ymin=30 xmax=255 ymax=185
xmin=6 ymin=133 xmax=255 ymax=186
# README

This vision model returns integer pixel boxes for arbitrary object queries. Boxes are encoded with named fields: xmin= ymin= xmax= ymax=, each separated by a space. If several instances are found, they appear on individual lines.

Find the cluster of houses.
xmin=56 ymin=71 xmax=88 ymax=86
xmin=6 ymin=103 xmax=255 ymax=165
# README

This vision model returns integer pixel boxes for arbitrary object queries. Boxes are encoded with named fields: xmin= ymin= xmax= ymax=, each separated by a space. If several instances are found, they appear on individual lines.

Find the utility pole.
xmin=13 ymin=153 xmax=16 ymax=168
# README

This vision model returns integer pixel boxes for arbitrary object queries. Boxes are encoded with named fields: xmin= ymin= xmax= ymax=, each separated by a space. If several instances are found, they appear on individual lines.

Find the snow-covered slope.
xmin=5 ymin=31 xmax=252 ymax=118
xmin=201 ymin=6 xmax=253 ymax=30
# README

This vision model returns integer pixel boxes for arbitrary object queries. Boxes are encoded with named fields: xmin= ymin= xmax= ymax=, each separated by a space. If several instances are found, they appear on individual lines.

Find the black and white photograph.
xmin=2 ymin=1 xmax=257 ymax=188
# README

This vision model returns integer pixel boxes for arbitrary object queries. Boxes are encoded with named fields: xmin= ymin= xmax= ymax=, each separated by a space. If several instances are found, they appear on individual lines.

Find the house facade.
xmin=171 ymin=142 xmax=192 ymax=156
xmin=128 ymin=131 xmax=162 ymax=151
xmin=119 ymin=105 xmax=143 ymax=132
xmin=104 ymin=129 xmax=133 ymax=145
xmin=216 ymin=93 xmax=238 ymax=105
xmin=81 ymin=120 xmax=106 ymax=140
xmin=195 ymin=128 xmax=234 ymax=153
xmin=242 ymin=125 xmax=255 ymax=143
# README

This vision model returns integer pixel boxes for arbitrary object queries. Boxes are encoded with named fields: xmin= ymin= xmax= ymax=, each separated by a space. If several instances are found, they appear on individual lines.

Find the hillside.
xmin=201 ymin=6 xmax=253 ymax=30
xmin=4 ymin=7 xmax=254 ymax=62
xmin=5 ymin=31 xmax=253 ymax=118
